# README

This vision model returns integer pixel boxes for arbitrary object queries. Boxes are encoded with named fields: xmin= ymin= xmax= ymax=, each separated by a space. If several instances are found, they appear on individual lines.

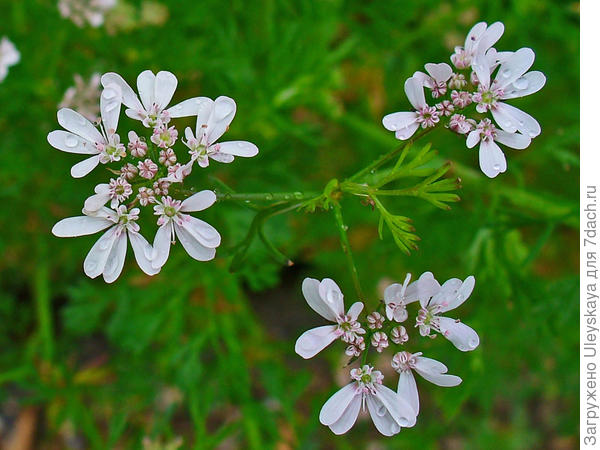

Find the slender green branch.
xmin=332 ymin=203 xmax=365 ymax=301
xmin=216 ymin=191 xmax=319 ymax=202
xmin=35 ymin=243 xmax=54 ymax=362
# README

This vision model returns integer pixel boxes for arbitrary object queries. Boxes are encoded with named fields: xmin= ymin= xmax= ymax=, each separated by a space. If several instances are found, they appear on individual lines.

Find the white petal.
xmin=153 ymin=71 xmax=178 ymax=110
xmin=415 ymin=272 xmax=441 ymax=304
xmin=382 ymin=111 xmax=418 ymax=132
xmin=57 ymin=108 xmax=103 ymax=143
xmin=84 ymin=226 xmax=119 ymax=279
xmin=179 ymin=216 xmax=221 ymax=248
xmin=494 ymin=130 xmax=531 ymax=150
xmin=206 ymin=96 xmax=237 ymax=144
xmin=413 ymin=355 xmax=448 ymax=374
xmin=437 ymin=316 xmax=480 ymax=351
xmin=167 ymin=96 xmax=212 ymax=118
xmin=440 ymin=276 xmax=475 ymax=312
xmin=395 ymin=122 xmax=419 ymax=140
xmin=209 ymin=152 xmax=235 ymax=163
xmin=195 ymin=98 xmax=216 ymax=136
xmin=101 ymin=72 xmax=144 ymax=111
xmin=412 ymin=71 xmax=433 ymax=88
xmin=397 ymin=370 xmax=420 ymax=415
xmin=71 ymin=155 xmax=101 ymax=178
xmin=429 ymin=277 xmax=462 ymax=310
xmin=374 ymin=384 xmax=417 ymax=428
xmin=424 ymin=63 xmax=453 ymax=83
xmin=366 ymin=394 xmax=402 ymax=436
xmin=84 ymin=192 xmax=110 ymax=212
xmin=102 ymin=231 xmax=127 ymax=283
xmin=328 ymin=393 xmax=362 ymax=435
xmin=136 ymin=70 xmax=156 ymax=111
xmin=347 ymin=302 xmax=364 ymax=321
xmin=466 ymin=130 xmax=480 ymax=149
xmin=295 ymin=325 xmax=338 ymax=359
xmin=501 ymin=71 xmax=546 ymax=99
xmin=495 ymin=48 xmax=535 ymax=89
xmin=151 ymin=223 xmax=172 ymax=269
xmin=318 ymin=278 xmax=345 ymax=317
xmin=52 ymin=216 xmax=113 ymax=237
xmin=214 ymin=141 xmax=259 ymax=157
xmin=476 ymin=22 xmax=504 ymax=54
xmin=174 ymin=223 xmax=217 ymax=262
xmin=319 ymin=383 xmax=360 ymax=426
xmin=464 ymin=22 xmax=487 ymax=52
xmin=414 ymin=357 xmax=462 ymax=387
xmin=492 ymin=102 xmax=541 ymax=137
xmin=128 ymin=231 xmax=160 ymax=276
xmin=47 ymin=131 xmax=98 ymax=154
xmin=404 ymin=77 xmax=426 ymax=110
xmin=478 ymin=139 xmax=506 ymax=178
xmin=301 ymin=278 xmax=338 ymax=322
xmin=100 ymin=83 xmax=122 ymax=134
xmin=180 ymin=190 xmax=217 ymax=212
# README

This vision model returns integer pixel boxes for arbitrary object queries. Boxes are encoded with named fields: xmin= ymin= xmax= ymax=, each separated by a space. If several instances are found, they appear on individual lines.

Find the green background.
xmin=0 ymin=0 xmax=579 ymax=448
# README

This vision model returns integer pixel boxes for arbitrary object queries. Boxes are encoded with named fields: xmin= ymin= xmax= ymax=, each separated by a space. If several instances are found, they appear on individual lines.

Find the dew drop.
xmin=144 ymin=246 xmax=153 ymax=260
xmin=528 ymin=130 xmax=537 ymax=137
xmin=65 ymin=136 xmax=79 ymax=147
xmin=501 ymin=69 xmax=512 ymax=78
xmin=493 ymin=164 xmax=501 ymax=171
xmin=102 ymin=88 xmax=117 ymax=99
xmin=518 ymin=120 xmax=524 ymax=127
xmin=86 ymin=262 xmax=97 ymax=272
xmin=513 ymin=77 xmax=528 ymax=89
xmin=293 ymin=192 xmax=303 ymax=199
xmin=377 ymin=405 xmax=387 ymax=417
xmin=283 ymin=194 xmax=291 ymax=200
xmin=265 ymin=193 xmax=273 ymax=201
xmin=342 ymin=225 xmax=348 ymax=231
xmin=456 ymin=294 xmax=464 ymax=302
xmin=237 ymin=142 xmax=245 ymax=148
xmin=105 ymin=102 xmax=119 ymax=112
xmin=391 ymin=423 xmax=401 ymax=433
xmin=469 ymin=338 xmax=478 ymax=348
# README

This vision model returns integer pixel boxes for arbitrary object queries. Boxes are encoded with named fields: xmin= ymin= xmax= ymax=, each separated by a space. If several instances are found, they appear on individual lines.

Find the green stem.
xmin=332 ymin=203 xmax=365 ymax=301
xmin=35 ymin=243 xmax=53 ymax=362
xmin=216 ymin=191 xmax=319 ymax=202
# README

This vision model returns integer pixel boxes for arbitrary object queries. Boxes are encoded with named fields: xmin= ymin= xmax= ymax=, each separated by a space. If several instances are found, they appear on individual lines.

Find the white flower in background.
xmin=58 ymin=0 xmax=116 ymax=28
xmin=382 ymin=77 xmax=439 ymax=140
xmin=295 ymin=278 xmax=365 ymax=359
xmin=101 ymin=70 xmax=204 ymax=128
xmin=47 ymin=83 xmax=124 ymax=177
xmin=392 ymin=351 xmax=461 ymax=415
xmin=319 ymin=365 xmax=416 ymax=436
xmin=181 ymin=96 xmax=259 ymax=169
xmin=151 ymin=191 xmax=221 ymax=270
xmin=59 ymin=73 xmax=102 ymax=122
xmin=416 ymin=275 xmax=480 ymax=351
xmin=450 ymin=22 xmax=504 ymax=69
xmin=52 ymin=205 xmax=158 ymax=282
xmin=466 ymin=118 xmax=531 ymax=178
xmin=0 ymin=37 xmax=20 ymax=82
xmin=384 ymin=272 xmax=440 ymax=323
xmin=413 ymin=63 xmax=453 ymax=98
xmin=84 ymin=177 xmax=133 ymax=211
xmin=472 ymin=47 xmax=546 ymax=138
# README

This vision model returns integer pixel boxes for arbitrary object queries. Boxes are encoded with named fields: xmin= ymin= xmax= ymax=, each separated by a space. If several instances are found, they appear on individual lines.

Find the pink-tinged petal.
xmin=414 ymin=357 xmax=462 ymax=387
xmin=101 ymin=72 xmax=144 ymax=112
xmin=495 ymin=48 xmax=535 ymax=89
xmin=128 ymin=231 xmax=160 ymax=276
xmin=151 ymin=223 xmax=172 ymax=269
xmin=347 ymin=302 xmax=364 ymax=321
xmin=319 ymin=383 xmax=360 ymax=426
xmin=437 ymin=316 xmax=480 ymax=351
xmin=464 ymin=22 xmax=487 ymax=52
xmin=424 ymin=62 xmax=453 ymax=83
xmin=153 ymin=71 xmax=177 ymax=110
xmin=397 ymin=370 xmax=420 ymax=415
xmin=174 ymin=223 xmax=217 ymax=261
xmin=100 ymin=83 xmax=122 ymax=134
xmin=206 ymin=96 xmax=237 ymax=145
xmin=71 ymin=155 xmax=101 ymax=178
xmin=478 ymin=139 xmax=506 ymax=178
xmin=404 ymin=77 xmax=426 ymax=110
xmin=328 ymin=393 xmax=362 ymax=435
xmin=136 ymin=70 xmax=156 ymax=111
xmin=412 ymin=71 xmax=433 ymax=88
xmin=318 ymin=278 xmax=345 ymax=317
xmin=429 ymin=277 xmax=462 ymax=309
xmin=195 ymin=98 xmax=215 ymax=136
xmin=167 ymin=96 xmax=212 ymax=118
xmin=179 ymin=216 xmax=221 ymax=248
xmin=180 ymin=190 xmax=217 ymax=212
xmin=57 ymin=108 xmax=103 ymax=143
xmin=301 ymin=278 xmax=338 ymax=321
xmin=501 ymin=71 xmax=546 ymax=99
xmin=295 ymin=325 xmax=338 ymax=359
xmin=382 ymin=111 xmax=418 ymax=132
xmin=52 ymin=216 xmax=113 ymax=237
xmin=47 ymin=131 xmax=98 ymax=154
xmin=414 ymin=272 xmax=441 ymax=305
xmin=215 ymin=141 xmax=259 ymax=157
xmin=84 ymin=192 xmax=110 ymax=212
xmin=84 ymin=226 xmax=119 ymax=279
xmin=466 ymin=130 xmax=480 ymax=148
xmin=440 ymin=276 xmax=475 ymax=312
xmin=366 ymin=394 xmax=402 ymax=436
xmin=492 ymin=102 xmax=541 ymax=137
xmin=102 ymin=231 xmax=127 ymax=283
xmin=477 ymin=22 xmax=504 ymax=54
xmin=494 ymin=130 xmax=531 ymax=150
xmin=125 ymin=108 xmax=145 ymax=121
xmin=374 ymin=384 xmax=417 ymax=428
xmin=395 ymin=122 xmax=419 ymax=140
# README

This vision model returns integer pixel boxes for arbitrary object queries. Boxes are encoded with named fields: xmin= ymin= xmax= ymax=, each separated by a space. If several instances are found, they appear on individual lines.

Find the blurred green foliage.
xmin=0 ymin=0 xmax=578 ymax=448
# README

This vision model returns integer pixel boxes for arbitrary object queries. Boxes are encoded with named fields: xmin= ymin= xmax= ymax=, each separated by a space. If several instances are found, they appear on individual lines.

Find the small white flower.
xmin=84 ymin=177 xmax=132 ymax=211
xmin=58 ymin=0 xmax=116 ymax=28
xmin=295 ymin=278 xmax=365 ymax=359
xmin=0 ymin=37 xmax=20 ymax=82
xmin=58 ymin=73 xmax=102 ymax=122
xmin=413 ymin=63 xmax=453 ymax=98
xmin=47 ymin=83 xmax=124 ymax=178
xmin=52 ymin=205 xmax=158 ymax=282
xmin=319 ymin=365 xmax=416 ymax=436
xmin=101 ymin=70 xmax=204 ymax=128
xmin=384 ymin=272 xmax=440 ymax=323
xmin=416 ymin=275 xmax=480 ymax=351
xmin=450 ymin=22 xmax=505 ymax=69
xmin=151 ymin=191 xmax=221 ymax=270
xmin=392 ymin=351 xmax=461 ymax=415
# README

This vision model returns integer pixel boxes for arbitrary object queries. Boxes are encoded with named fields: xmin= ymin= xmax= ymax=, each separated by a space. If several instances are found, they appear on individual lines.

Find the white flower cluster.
xmin=58 ymin=0 xmax=116 ymax=28
xmin=0 ymin=37 xmax=20 ymax=83
xmin=295 ymin=273 xmax=478 ymax=435
xmin=383 ymin=22 xmax=546 ymax=178
xmin=49 ymin=70 xmax=259 ymax=282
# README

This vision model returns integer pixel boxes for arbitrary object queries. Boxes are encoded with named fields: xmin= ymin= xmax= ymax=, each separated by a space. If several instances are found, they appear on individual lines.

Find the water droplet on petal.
xmin=377 ymin=405 xmax=387 ymax=417
xmin=513 ymin=77 xmax=528 ymax=89
xmin=65 ymin=136 xmax=79 ymax=147
xmin=237 ymin=142 xmax=245 ymax=147
xmin=102 ymin=88 xmax=117 ymax=99
xmin=528 ymin=130 xmax=537 ymax=137
xmin=105 ymin=102 xmax=119 ymax=112
xmin=501 ymin=69 xmax=511 ymax=78
xmin=391 ymin=422 xmax=401 ymax=433
xmin=493 ymin=164 xmax=501 ymax=171
xmin=469 ymin=338 xmax=478 ymax=348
